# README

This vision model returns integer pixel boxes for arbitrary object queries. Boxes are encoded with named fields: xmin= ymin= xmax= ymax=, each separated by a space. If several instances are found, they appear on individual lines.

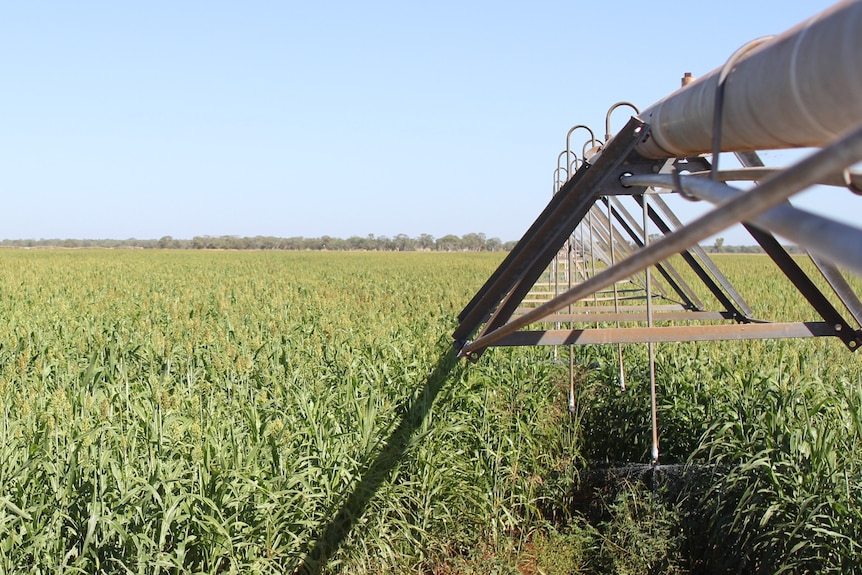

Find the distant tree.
xmin=301 ymin=237 xmax=321 ymax=250
xmin=393 ymin=234 xmax=414 ymax=251
xmin=327 ymin=237 xmax=346 ymax=250
xmin=280 ymin=236 xmax=301 ymax=250
xmin=436 ymin=234 xmax=461 ymax=251
xmin=461 ymin=232 xmax=486 ymax=251
xmin=485 ymin=237 xmax=503 ymax=251
xmin=714 ymin=237 xmax=725 ymax=253
xmin=376 ymin=236 xmax=394 ymax=251
xmin=0 ymin=233 xmax=521 ymax=251
xmin=219 ymin=236 xmax=242 ymax=250
xmin=362 ymin=234 xmax=378 ymax=251
xmin=416 ymin=234 xmax=435 ymax=251
xmin=189 ymin=237 xmax=201 ymax=249
xmin=260 ymin=236 xmax=281 ymax=250
xmin=158 ymin=236 xmax=175 ymax=249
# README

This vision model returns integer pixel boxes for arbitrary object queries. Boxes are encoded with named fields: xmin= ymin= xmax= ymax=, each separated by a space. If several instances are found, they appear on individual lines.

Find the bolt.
xmin=835 ymin=324 xmax=843 ymax=331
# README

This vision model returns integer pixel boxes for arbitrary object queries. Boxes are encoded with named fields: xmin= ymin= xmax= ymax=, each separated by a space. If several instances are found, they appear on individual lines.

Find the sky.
xmin=1 ymin=0 xmax=855 ymax=243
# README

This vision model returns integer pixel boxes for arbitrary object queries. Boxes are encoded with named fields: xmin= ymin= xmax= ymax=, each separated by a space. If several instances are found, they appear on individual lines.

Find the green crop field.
xmin=0 ymin=250 xmax=860 ymax=574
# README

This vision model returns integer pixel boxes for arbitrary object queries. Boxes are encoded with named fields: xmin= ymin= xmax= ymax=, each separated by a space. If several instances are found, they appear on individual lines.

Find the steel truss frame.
xmin=454 ymin=114 xmax=862 ymax=361
xmin=454 ymin=1 xmax=862 ymax=364
xmin=452 ymin=0 xmax=862 ymax=466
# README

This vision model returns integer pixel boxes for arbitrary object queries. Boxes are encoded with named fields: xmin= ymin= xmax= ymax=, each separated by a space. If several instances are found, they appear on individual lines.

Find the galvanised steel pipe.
xmin=637 ymin=0 xmax=862 ymax=159
xmin=620 ymin=172 xmax=862 ymax=277
xmin=685 ymin=167 xmax=862 ymax=191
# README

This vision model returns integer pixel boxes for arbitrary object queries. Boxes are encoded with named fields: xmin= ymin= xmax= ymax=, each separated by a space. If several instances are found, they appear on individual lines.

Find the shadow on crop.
xmin=295 ymin=345 xmax=463 ymax=574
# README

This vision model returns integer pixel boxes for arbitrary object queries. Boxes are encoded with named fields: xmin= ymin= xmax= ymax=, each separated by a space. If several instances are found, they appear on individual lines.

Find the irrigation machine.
xmin=452 ymin=0 xmax=862 ymax=464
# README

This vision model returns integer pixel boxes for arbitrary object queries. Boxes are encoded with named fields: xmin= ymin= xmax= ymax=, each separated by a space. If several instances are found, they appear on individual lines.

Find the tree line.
xmin=0 ymin=234 xmax=791 ymax=254
xmin=0 ymin=233 xmax=518 ymax=252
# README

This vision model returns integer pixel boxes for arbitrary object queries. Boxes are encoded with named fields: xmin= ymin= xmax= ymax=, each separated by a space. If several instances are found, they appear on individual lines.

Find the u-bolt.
xmin=566 ymin=125 xmax=597 ymax=169
xmin=605 ymin=102 xmax=640 ymax=142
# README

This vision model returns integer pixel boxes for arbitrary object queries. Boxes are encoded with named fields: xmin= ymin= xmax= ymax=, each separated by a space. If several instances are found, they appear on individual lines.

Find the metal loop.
xmin=566 ymin=125 xmax=597 ymax=171
xmin=605 ymin=101 xmax=640 ymax=142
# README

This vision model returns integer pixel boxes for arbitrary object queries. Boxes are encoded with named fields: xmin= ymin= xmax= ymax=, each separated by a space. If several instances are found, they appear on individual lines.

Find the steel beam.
xmin=533 ymin=310 xmax=732 ymax=324
xmin=492 ymin=322 xmax=837 ymax=347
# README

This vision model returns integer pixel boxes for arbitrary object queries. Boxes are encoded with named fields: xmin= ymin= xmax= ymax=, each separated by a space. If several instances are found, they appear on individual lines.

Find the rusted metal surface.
xmin=520 ymin=303 xmax=689 ymax=314
xmin=492 ymin=322 xmax=839 ymax=347
xmin=530 ymin=310 xmax=732 ymax=324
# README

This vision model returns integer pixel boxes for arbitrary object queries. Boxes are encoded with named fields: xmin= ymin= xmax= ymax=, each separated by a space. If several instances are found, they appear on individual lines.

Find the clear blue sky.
xmin=0 ymin=0 xmax=850 ymax=243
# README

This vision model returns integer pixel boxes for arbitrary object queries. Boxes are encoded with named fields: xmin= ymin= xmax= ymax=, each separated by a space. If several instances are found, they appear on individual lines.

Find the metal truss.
xmin=453 ymin=0 xmax=862 ymax=363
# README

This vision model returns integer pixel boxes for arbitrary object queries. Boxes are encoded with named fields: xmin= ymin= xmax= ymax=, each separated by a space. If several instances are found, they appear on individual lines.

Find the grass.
xmin=570 ymin=254 xmax=862 ymax=573
xmin=0 ymin=250 xmax=859 ymax=573
xmin=0 ymin=250 xmax=579 ymax=573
